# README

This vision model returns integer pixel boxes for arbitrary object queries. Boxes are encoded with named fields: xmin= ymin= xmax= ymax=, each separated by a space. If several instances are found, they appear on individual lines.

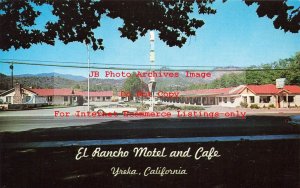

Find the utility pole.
xmin=87 ymin=44 xmax=90 ymax=111
xmin=148 ymin=31 xmax=156 ymax=111
xmin=9 ymin=63 xmax=14 ymax=88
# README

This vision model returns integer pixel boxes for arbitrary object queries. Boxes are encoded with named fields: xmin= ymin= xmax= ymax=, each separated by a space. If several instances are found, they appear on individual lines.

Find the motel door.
xmin=277 ymin=96 xmax=281 ymax=108
xmin=277 ymin=91 xmax=289 ymax=108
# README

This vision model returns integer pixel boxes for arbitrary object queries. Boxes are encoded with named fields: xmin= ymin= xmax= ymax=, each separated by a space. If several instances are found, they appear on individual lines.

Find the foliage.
xmin=73 ymin=84 xmax=81 ymax=90
xmin=138 ymin=104 xmax=150 ymax=111
xmin=154 ymin=104 xmax=181 ymax=111
xmin=0 ymin=73 xmax=123 ymax=91
xmin=188 ymin=72 xmax=246 ymax=90
xmin=154 ymin=104 xmax=204 ymax=111
xmin=245 ymin=0 xmax=300 ymax=33
xmin=245 ymin=53 xmax=300 ymax=85
xmin=268 ymin=104 xmax=275 ymax=108
xmin=0 ymin=0 xmax=215 ymax=51
xmin=1 ymin=1 xmax=299 ymax=51
xmin=77 ymin=96 xmax=84 ymax=106
xmin=240 ymin=101 xmax=248 ymax=108
xmin=188 ymin=52 xmax=300 ymax=90
xmin=180 ymin=106 xmax=205 ymax=110
xmin=250 ymin=104 xmax=259 ymax=109
xmin=122 ymin=72 xmax=148 ymax=97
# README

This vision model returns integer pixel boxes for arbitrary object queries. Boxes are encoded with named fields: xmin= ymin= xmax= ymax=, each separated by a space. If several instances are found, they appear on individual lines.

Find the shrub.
xmin=240 ymin=101 xmax=248 ymax=108
xmin=181 ymin=106 xmax=205 ymax=110
xmin=268 ymin=104 xmax=275 ymax=108
xmin=138 ymin=104 xmax=150 ymax=111
xmin=89 ymin=105 xmax=95 ymax=111
xmin=154 ymin=105 xmax=181 ymax=111
xmin=250 ymin=104 xmax=259 ymax=109
xmin=77 ymin=96 xmax=84 ymax=106
xmin=166 ymin=105 xmax=182 ymax=110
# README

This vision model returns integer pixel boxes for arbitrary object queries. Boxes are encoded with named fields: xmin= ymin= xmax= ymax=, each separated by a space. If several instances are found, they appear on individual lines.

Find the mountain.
xmin=0 ymin=73 xmax=124 ymax=91
xmin=15 ymin=72 xmax=87 ymax=81
xmin=0 ymin=74 xmax=78 ymax=89
xmin=1 ymin=67 xmax=244 ymax=91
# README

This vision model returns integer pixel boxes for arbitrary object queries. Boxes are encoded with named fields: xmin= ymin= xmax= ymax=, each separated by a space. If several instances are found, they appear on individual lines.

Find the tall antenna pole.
xmin=87 ymin=44 xmax=90 ymax=111
xmin=149 ymin=31 xmax=156 ymax=111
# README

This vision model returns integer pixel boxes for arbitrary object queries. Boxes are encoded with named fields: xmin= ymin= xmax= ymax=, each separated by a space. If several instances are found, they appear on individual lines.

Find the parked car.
xmin=142 ymin=99 xmax=163 ymax=105
xmin=94 ymin=104 xmax=137 ymax=114
xmin=287 ymin=115 xmax=300 ymax=125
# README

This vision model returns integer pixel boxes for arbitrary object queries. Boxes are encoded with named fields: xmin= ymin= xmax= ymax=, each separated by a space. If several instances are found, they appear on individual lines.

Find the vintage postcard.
xmin=0 ymin=1 xmax=300 ymax=188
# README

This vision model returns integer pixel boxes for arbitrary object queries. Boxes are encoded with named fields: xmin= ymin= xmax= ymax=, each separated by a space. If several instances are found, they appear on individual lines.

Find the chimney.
xmin=13 ymin=83 xmax=22 ymax=104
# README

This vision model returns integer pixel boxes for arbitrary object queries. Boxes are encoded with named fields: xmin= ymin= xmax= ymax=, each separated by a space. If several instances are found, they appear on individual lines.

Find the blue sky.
xmin=0 ymin=1 xmax=299 ymax=77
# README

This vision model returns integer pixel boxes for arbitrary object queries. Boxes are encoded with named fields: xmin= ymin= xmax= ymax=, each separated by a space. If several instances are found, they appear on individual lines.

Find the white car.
xmin=287 ymin=115 xmax=300 ymax=125
xmin=94 ymin=104 xmax=137 ymax=114
xmin=142 ymin=99 xmax=163 ymax=105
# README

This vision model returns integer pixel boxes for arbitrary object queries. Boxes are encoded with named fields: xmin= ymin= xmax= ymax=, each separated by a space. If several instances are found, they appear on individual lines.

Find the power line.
xmin=0 ymin=58 xmax=247 ymax=68
xmin=0 ymin=61 xmax=299 ymax=72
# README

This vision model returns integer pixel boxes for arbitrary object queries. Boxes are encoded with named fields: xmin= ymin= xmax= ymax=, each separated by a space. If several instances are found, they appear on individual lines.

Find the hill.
xmin=15 ymin=72 xmax=86 ymax=81
xmin=0 ymin=67 xmax=243 ymax=91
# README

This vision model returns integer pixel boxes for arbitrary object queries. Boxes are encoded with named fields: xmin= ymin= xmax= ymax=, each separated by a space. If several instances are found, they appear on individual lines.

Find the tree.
xmin=187 ymin=52 xmax=300 ymax=89
xmin=1 ymin=0 xmax=299 ymax=51
xmin=244 ymin=52 xmax=300 ymax=85
xmin=122 ymin=72 xmax=148 ymax=98
xmin=245 ymin=0 xmax=300 ymax=33
xmin=73 ymin=84 xmax=81 ymax=89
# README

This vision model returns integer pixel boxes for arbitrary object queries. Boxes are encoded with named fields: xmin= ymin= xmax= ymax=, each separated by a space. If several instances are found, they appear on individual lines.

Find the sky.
xmin=0 ymin=1 xmax=300 ymax=77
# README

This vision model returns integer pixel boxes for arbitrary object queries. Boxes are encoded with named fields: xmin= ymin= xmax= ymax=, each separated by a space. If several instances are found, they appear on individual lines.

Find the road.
xmin=1 ymin=116 xmax=299 ymax=142
xmin=0 ymin=106 xmax=117 ymax=132
xmin=1 ymin=111 xmax=300 ymax=188
xmin=0 ymin=105 xmax=299 ymax=132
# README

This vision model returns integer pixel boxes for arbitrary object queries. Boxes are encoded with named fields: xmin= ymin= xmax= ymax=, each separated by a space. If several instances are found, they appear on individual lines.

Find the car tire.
xmin=97 ymin=110 xmax=105 ymax=115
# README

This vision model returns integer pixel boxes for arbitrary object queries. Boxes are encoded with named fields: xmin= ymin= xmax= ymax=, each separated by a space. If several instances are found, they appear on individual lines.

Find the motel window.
xmin=288 ymin=96 xmax=294 ymax=102
xmin=230 ymin=97 xmax=235 ymax=103
xmin=97 ymin=97 xmax=101 ymax=99
xmin=219 ymin=97 xmax=222 ymax=102
xmin=260 ymin=96 xmax=271 ymax=103
xmin=64 ymin=96 xmax=68 ymax=102
xmin=25 ymin=96 xmax=31 ymax=102
xmin=223 ymin=97 xmax=227 ymax=103
xmin=6 ymin=96 xmax=12 ymax=103
xmin=250 ymin=96 xmax=254 ymax=103
xmin=284 ymin=96 xmax=294 ymax=102
xmin=48 ymin=96 xmax=53 ymax=102
xmin=107 ymin=97 xmax=111 ymax=100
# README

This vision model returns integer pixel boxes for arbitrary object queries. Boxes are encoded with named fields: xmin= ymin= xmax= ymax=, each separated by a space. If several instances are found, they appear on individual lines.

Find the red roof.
xmin=78 ymin=91 xmax=113 ymax=97
xmin=180 ymin=84 xmax=300 ymax=96
xmin=245 ymin=84 xmax=300 ymax=94
xmin=180 ymin=87 xmax=233 ymax=96
xmin=31 ymin=89 xmax=78 ymax=96
xmin=30 ymin=89 xmax=113 ymax=97
xmin=31 ymin=89 xmax=113 ymax=97
xmin=282 ymin=85 xmax=300 ymax=93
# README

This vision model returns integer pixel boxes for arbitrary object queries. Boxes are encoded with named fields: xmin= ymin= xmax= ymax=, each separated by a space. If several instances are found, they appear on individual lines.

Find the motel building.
xmin=78 ymin=91 xmax=113 ymax=102
xmin=0 ymin=83 xmax=47 ymax=105
xmin=160 ymin=84 xmax=300 ymax=108
xmin=0 ymin=83 xmax=114 ymax=106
